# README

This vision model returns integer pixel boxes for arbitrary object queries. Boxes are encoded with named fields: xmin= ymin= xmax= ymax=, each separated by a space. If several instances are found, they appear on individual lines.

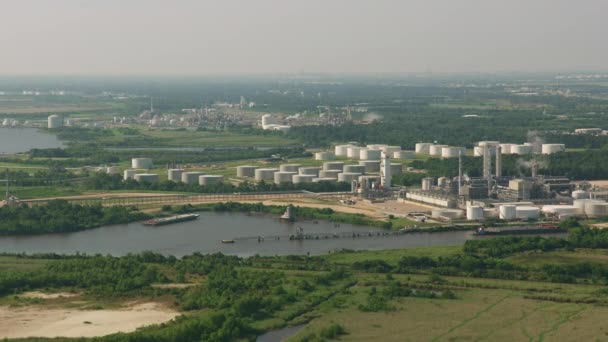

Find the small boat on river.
xmin=143 ymin=214 xmax=200 ymax=226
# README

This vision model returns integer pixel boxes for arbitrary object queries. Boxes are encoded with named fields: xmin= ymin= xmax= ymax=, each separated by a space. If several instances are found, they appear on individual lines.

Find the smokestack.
xmin=458 ymin=150 xmax=463 ymax=196
xmin=495 ymin=145 xmax=502 ymax=177
xmin=381 ymin=152 xmax=392 ymax=189
xmin=532 ymin=160 xmax=538 ymax=178
xmin=483 ymin=145 xmax=491 ymax=180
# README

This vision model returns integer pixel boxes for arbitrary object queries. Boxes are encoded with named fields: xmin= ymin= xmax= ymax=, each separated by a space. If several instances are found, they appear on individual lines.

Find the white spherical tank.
xmin=430 ymin=145 xmax=448 ymax=156
xmin=516 ymin=206 xmax=540 ymax=219
xmin=572 ymin=190 xmax=589 ymax=200
xmin=132 ymin=158 xmax=153 ymax=169
xmin=442 ymin=147 xmax=465 ymax=158
xmin=279 ymin=164 xmax=301 ymax=172
xmin=344 ymin=164 xmax=366 ymax=174
xmin=334 ymin=145 xmax=351 ymax=157
xmin=541 ymin=144 xmax=566 ymax=154
xmin=466 ymin=206 xmax=484 ymax=220
xmin=134 ymin=173 xmax=160 ymax=183
xmin=499 ymin=205 xmax=517 ymax=220
xmin=358 ymin=160 xmax=380 ymax=173
xmin=47 ymin=115 xmax=63 ymax=129
xmin=323 ymin=161 xmax=344 ymax=171
xmin=255 ymin=168 xmax=278 ymax=181
xmin=312 ymin=177 xmax=337 ymax=183
xmin=338 ymin=172 xmax=361 ymax=183
xmin=415 ymin=143 xmax=433 ymax=154
xmin=584 ymin=201 xmax=608 ymax=218
xmin=319 ymin=170 xmax=340 ymax=179
xmin=393 ymin=151 xmax=415 ymax=159
xmin=299 ymin=167 xmax=321 ymax=176
xmin=168 ymin=169 xmax=184 ymax=182
xmin=293 ymin=174 xmax=315 ymax=184
xmin=274 ymin=171 xmax=297 ymax=184
xmin=511 ymin=145 xmax=533 ymax=155
xmin=315 ymin=152 xmax=335 ymax=161
xmin=199 ymin=175 xmax=224 ymax=186
xmin=237 ymin=166 xmax=257 ymax=178
xmin=347 ymin=146 xmax=362 ymax=159
xmin=360 ymin=148 xmax=381 ymax=160
xmin=181 ymin=172 xmax=205 ymax=184
xmin=123 ymin=169 xmax=137 ymax=180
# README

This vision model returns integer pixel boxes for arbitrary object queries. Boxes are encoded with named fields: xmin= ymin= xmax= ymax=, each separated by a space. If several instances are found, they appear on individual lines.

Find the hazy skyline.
xmin=1 ymin=0 xmax=607 ymax=75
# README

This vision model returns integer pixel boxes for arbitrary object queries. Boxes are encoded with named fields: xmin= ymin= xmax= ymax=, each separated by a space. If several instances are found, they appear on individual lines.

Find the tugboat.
xmin=280 ymin=205 xmax=295 ymax=221
xmin=143 ymin=213 xmax=200 ymax=226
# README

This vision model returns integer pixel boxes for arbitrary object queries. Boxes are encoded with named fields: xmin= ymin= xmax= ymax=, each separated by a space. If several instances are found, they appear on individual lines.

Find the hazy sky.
xmin=1 ymin=0 xmax=606 ymax=75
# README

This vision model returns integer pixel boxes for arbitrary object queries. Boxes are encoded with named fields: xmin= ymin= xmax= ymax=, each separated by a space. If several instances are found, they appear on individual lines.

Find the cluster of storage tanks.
xmin=416 ymin=141 xmax=566 ymax=157
xmin=122 ymin=158 xmax=224 ymax=186
xmin=333 ymin=144 xmax=414 ymax=160
xmin=415 ymin=143 xmax=466 ymax=158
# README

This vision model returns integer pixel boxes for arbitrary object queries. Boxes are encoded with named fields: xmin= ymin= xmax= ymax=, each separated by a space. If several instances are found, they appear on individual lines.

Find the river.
xmin=0 ymin=212 xmax=568 ymax=257
xmin=0 ymin=128 xmax=64 ymax=153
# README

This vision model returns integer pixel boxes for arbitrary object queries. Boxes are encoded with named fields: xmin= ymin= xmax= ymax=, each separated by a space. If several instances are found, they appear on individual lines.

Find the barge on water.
xmin=143 ymin=214 xmax=200 ymax=226
xmin=474 ymin=224 xmax=565 ymax=236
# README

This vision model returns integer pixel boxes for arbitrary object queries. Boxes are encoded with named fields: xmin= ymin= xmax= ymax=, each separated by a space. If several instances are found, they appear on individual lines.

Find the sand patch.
xmin=20 ymin=291 xmax=80 ymax=299
xmin=0 ymin=302 xmax=179 ymax=338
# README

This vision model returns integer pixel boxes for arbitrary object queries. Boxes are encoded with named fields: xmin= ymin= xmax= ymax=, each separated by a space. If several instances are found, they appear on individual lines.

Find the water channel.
xmin=0 ymin=127 xmax=64 ymax=153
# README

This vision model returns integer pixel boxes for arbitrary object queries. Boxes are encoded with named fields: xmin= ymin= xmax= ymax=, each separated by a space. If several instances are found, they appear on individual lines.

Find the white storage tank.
xmin=280 ymin=164 xmax=301 ymax=172
xmin=516 ymin=206 xmax=540 ymax=220
xmin=442 ymin=147 xmax=465 ymax=158
xmin=47 ymin=115 xmax=63 ymax=129
xmin=347 ymin=146 xmax=362 ymax=159
xmin=319 ymin=170 xmax=341 ymax=179
xmin=381 ymin=146 xmax=402 ymax=155
xmin=323 ymin=161 xmax=344 ymax=171
xmin=542 ymin=205 xmax=578 ymax=216
xmin=430 ymin=145 xmax=448 ymax=156
xmin=199 ymin=175 xmax=224 ymax=186
xmin=571 ymin=190 xmax=589 ymax=200
xmin=584 ymin=201 xmax=608 ymax=218
xmin=499 ymin=205 xmax=517 ymax=220
xmin=293 ymin=174 xmax=315 ymax=184
xmin=499 ymin=143 xmax=515 ymax=154
xmin=344 ymin=164 xmax=366 ymax=174
xmin=334 ymin=145 xmax=351 ymax=157
xmin=422 ymin=177 xmax=434 ymax=191
xmin=237 ymin=166 xmax=257 ymax=178
xmin=466 ymin=206 xmax=484 ymax=220
xmin=315 ymin=152 xmax=335 ymax=161
xmin=542 ymin=144 xmax=566 ymax=155
xmin=123 ymin=169 xmax=137 ymax=180
xmin=261 ymin=114 xmax=273 ymax=129
xmin=393 ymin=151 xmax=415 ymax=159
xmin=312 ymin=177 xmax=337 ymax=183
xmin=474 ymin=145 xmax=497 ymax=157
xmin=168 ymin=169 xmax=184 ymax=182
xmin=274 ymin=171 xmax=297 ymax=184
xmin=255 ymin=168 xmax=278 ymax=181
xmin=338 ymin=172 xmax=361 ymax=183
xmin=415 ymin=143 xmax=433 ymax=154
xmin=367 ymin=144 xmax=388 ymax=150
xmin=358 ymin=160 xmax=380 ymax=173
xmin=477 ymin=141 xmax=500 ymax=147
xmin=390 ymin=163 xmax=403 ymax=175
xmin=511 ymin=145 xmax=533 ymax=155
xmin=299 ymin=167 xmax=321 ymax=176
xmin=182 ymin=171 xmax=205 ymax=184
xmin=132 ymin=158 xmax=153 ymax=169
xmin=437 ymin=177 xmax=448 ymax=188
xmin=360 ymin=148 xmax=382 ymax=160
xmin=134 ymin=173 xmax=160 ymax=183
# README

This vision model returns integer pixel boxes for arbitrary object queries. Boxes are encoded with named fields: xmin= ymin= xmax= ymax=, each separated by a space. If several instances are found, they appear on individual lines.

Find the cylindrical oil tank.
xmin=415 ymin=143 xmax=433 ymax=154
xmin=168 ymin=169 xmax=184 ymax=182
xmin=542 ymin=205 xmax=578 ymax=216
xmin=344 ymin=164 xmax=366 ymax=174
xmin=499 ymin=205 xmax=517 ymax=220
xmin=274 ymin=171 xmax=297 ymax=184
xmin=261 ymin=114 xmax=273 ymax=128
xmin=347 ymin=146 xmax=362 ymax=159
xmin=323 ymin=161 xmax=344 ymax=171
xmin=293 ymin=174 xmax=315 ymax=184
xmin=338 ymin=172 xmax=361 ymax=183
xmin=584 ymin=201 xmax=608 ymax=218
xmin=541 ymin=144 xmax=566 ymax=154
xmin=437 ymin=177 xmax=448 ymax=188
xmin=474 ymin=145 xmax=497 ymax=157
xmin=237 ymin=165 xmax=257 ymax=178
xmin=442 ymin=147 xmax=465 ymax=158
xmin=515 ymin=206 xmax=540 ymax=219
xmin=360 ymin=148 xmax=381 ymax=160
xmin=390 ymin=163 xmax=403 ymax=175
xmin=477 ymin=141 xmax=500 ymax=147
xmin=393 ymin=151 xmax=415 ymax=159
xmin=525 ymin=142 xmax=542 ymax=154
xmin=499 ymin=144 xmax=515 ymax=154
xmin=430 ymin=145 xmax=448 ymax=156
xmin=572 ymin=190 xmax=589 ymax=200
xmin=466 ymin=206 xmax=484 ymax=220
xmin=134 ymin=173 xmax=160 ymax=183
xmin=358 ymin=160 xmax=380 ymax=173
xmin=334 ymin=144 xmax=351 ymax=157
xmin=315 ymin=152 xmax=335 ymax=161
xmin=381 ymin=146 xmax=401 ymax=155
xmin=132 ymin=158 xmax=153 ymax=169
xmin=319 ymin=170 xmax=340 ymax=179
xmin=367 ymin=144 xmax=388 ymax=150
xmin=47 ymin=115 xmax=63 ymax=129
xmin=431 ymin=209 xmax=463 ymax=219
xmin=511 ymin=145 xmax=532 ymax=155
xmin=280 ymin=164 xmax=301 ymax=172
xmin=123 ymin=169 xmax=137 ymax=180
xmin=312 ymin=177 xmax=337 ymax=183
xmin=299 ymin=167 xmax=321 ymax=176
xmin=182 ymin=171 xmax=205 ymax=184
xmin=199 ymin=175 xmax=224 ymax=186
xmin=422 ymin=177 xmax=434 ymax=190
xmin=255 ymin=168 xmax=278 ymax=181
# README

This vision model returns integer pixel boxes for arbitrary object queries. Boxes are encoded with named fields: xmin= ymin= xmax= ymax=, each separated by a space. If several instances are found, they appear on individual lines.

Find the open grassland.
xmin=506 ymin=249 xmax=608 ymax=267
